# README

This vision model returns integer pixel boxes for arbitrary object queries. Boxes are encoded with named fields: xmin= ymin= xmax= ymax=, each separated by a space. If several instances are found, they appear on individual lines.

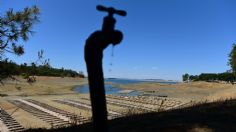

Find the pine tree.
xmin=0 ymin=6 xmax=40 ymax=81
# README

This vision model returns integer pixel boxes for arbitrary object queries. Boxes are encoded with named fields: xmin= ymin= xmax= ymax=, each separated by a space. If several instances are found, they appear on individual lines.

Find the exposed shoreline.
xmin=114 ymin=81 xmax=236 ymax=101
xmin=0 ymin=76 xmax=88 ymax=96
xmin=1 ymin=77 xmax=236 ymax=130
xmin=1 ymin=77 xmax=236 ymax=101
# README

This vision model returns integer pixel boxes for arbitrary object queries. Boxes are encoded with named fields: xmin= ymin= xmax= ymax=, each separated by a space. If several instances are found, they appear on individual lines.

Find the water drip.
xmin=109 ymin=45 xmax=115 ymax=73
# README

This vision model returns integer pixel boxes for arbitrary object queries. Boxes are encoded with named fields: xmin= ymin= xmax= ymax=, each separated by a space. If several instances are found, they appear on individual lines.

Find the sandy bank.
xmin=0 ymin=76 xmax=88 ymax=96
xmin=115 ymin=81 xmax=236 ymax=101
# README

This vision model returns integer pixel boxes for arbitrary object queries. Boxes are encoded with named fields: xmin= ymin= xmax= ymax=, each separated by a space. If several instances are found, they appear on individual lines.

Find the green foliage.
xmin=228 ymin=44 xmax=236 ymax=76
xmin=199 ymin=73 xmax=218 ymax=81
xmin=185 ymin=72 xmax=235 ymax=82
xmin=0 ymin=6 xmax=39 ymax=82
xmin=0 ymin=6 xmax=40 ymax=57
xmin=0 ymin=59 xmax=19 ymax=82
xmin=0 ymin=59 xmax=84 ymax=78
xmin=182 ymin=73 xmax=189 ymax=82
xmin=184 ymin=43 xmax=236 ymax=83
xmin=218 ymin=73 xmax=235 ymax=82
xmin=189 ymin=75 xmax=199 ymax=81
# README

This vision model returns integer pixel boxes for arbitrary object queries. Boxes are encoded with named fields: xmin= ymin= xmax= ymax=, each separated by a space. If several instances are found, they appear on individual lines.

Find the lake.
xmin=74 ymin=78 xmax=178 ymax=96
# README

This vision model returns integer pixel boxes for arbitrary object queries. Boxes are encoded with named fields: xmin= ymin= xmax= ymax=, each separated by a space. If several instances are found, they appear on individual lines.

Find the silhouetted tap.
xmin=97 ymin=5 xmax=127 ymax=33
xmin=84 ymin=5 xmax=126 ymax=132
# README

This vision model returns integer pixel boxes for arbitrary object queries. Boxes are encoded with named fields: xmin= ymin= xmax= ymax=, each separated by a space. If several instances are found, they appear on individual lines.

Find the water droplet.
xmin=109 ymin=45 xmax=115 ymax=73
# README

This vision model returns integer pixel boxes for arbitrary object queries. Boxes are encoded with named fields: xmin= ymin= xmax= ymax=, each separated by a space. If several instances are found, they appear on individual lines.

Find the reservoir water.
xmin=74 ymin=78 xmax=178 ymax=96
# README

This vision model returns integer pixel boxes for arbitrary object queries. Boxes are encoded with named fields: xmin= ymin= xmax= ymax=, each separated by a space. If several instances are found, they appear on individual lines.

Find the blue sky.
xmin=2 ymin=0 xmax=236 ymax=80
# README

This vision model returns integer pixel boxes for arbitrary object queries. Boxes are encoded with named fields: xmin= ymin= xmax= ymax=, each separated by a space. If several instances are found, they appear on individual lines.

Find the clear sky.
xmin=2 ymin=0 xmax=236 ymax=80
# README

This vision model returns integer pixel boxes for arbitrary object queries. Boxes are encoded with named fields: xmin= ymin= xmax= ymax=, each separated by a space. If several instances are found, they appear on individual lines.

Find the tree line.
xmin=0 ymin=59 xmax=85 ymax=79
xmin=183 ymin=44 xmax=236 ymax=83
xmin=182 ymin=73 xmax=235 ymax=83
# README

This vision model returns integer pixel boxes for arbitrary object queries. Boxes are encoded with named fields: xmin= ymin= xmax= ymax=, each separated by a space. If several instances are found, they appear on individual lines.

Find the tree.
xmin=218 ymin=73 xmax=234 ymax=82
xmin=189 ymin=75 xmax=199 ymax=81
xmin=0 ymin=6 xmax=39 ymax=58
xmin=182 ymin=73 xmax=189 ymax=82
xmin=198 ymin=73 xmax=218 ymax=81
xmin=0 ymin=6 xmax=39 ymax=80
xmin=228 ymin=44 xmax=236 ymax=77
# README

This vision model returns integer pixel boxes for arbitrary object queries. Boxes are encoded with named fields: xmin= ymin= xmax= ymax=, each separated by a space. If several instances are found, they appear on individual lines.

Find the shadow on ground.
xmin=26 ymin=99 xmax=236 ymax=132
